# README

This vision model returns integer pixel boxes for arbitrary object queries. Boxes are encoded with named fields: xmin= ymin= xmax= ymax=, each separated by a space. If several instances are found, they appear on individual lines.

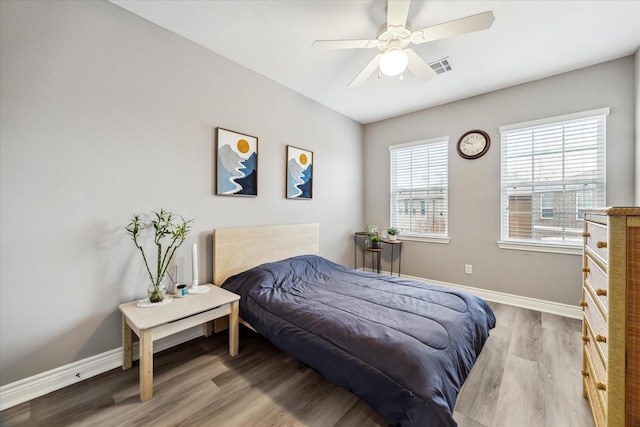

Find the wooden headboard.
xmin=213 ymin=223 xmax=319 ymax=286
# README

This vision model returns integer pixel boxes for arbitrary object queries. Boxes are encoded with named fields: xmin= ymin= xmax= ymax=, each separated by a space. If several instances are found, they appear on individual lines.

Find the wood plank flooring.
xmin=0 ymin=302 xmax=594 ymax=427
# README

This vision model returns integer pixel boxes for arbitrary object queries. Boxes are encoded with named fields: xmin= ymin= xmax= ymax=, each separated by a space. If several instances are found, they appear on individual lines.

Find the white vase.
xmin=388 ymin=235 xmax=397 ymax=241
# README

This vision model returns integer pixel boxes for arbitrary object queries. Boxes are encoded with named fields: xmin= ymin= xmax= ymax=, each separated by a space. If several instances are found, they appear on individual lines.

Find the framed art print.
xmin=286 ymin=145 xmax=313 ymax=199
xmin=216 ymin=127 xmax=258 ymax=196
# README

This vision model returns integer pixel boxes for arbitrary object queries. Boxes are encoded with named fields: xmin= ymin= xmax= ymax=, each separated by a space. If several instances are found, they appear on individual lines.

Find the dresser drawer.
xmin=584 ymin=318 xmax=607 ymax=404
xmin=584 ymin=347 xmax=607 ymax=427
xmin=584 ymin=255 xmax=608 ymax=313
xmin=582 ymin=288 xmax=608 ymax=358
xmin=584 ymin=221 xmax=608 ymax=264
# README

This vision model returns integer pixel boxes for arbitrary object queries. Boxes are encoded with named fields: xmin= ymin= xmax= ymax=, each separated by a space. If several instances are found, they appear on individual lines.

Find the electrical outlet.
xmin=465 ymin=264 xmax=472 ymax=274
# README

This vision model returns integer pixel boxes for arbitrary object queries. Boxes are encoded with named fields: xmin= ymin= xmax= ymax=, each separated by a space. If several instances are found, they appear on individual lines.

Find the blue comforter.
xmin=221 ymin=255 xmax=495 ymax=426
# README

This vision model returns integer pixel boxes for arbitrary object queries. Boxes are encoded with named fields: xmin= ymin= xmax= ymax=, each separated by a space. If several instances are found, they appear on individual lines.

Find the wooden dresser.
xmin=581 ymin=207 xmax=640 ymax=426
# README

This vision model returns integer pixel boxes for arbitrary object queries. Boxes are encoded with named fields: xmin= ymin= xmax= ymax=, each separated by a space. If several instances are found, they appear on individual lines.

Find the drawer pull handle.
xmin=582 ymin=232 xmax=591 ymax=238
xmin=581 ymin=369 xmax=589 ymax=377
xmin=596 ymin=288 xmax=607 ymax=296
xmin=595 ymin=334 xmax=607 ymax=343
xmin=596 ymin=241 xmax=607 ymax=248
xmin=596 ymin=382 xmax=607 ymax=391
xmin=582 ymin=335 xmax=590 ymax=342
xmin=579 ymin=300 xmax=588 ymax=307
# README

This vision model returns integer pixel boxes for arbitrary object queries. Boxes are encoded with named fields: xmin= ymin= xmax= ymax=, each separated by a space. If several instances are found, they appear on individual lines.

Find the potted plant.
xmin=365 ymin=224 xmax=379 ymax=236
xmin=386 ymin=226 xmax=400 ymax=241
xmin=125 ymin=209 xmax=193 ymax=303
xmin=371 ymin=233 xmax=381 ymax=249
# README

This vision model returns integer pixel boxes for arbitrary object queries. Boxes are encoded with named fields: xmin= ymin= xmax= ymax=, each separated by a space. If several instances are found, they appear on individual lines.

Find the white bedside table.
xmin=119 ymin=284 xmax=240 ymax=401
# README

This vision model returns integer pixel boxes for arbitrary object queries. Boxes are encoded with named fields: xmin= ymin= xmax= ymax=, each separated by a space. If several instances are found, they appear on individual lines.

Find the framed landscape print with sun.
xmin=286 ymin=145 xmax=313 ymax=200
xmin=216 ymin=128 xmax=258 ymax=196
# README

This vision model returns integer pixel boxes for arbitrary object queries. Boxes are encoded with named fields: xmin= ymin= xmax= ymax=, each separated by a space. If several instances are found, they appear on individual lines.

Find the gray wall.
xmin=636 ymin=48 xmax=640 ymax=203
xmin=0 ymin=0 xmax=363 ymax=385
xmin=363 ymin=57 xmax=636 ymax=306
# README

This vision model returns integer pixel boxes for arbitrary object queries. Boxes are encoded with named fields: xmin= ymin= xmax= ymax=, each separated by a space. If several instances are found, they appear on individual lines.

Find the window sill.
xmin=497 ymin=240 xmax=582 ymax=255
xmin=399 ymin=235 xmax=450 ymax=244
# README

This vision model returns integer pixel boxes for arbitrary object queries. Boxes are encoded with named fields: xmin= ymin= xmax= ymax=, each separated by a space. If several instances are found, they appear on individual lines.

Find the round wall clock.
xmin=457 ymin=130 xmax=491 ymax=159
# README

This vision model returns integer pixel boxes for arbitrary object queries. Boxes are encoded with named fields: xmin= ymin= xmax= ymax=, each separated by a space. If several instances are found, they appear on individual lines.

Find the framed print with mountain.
xmin=216 ymin=128 xmax=258 ymax=196
xmin=286 ymin=145 xmax=313 ymax=200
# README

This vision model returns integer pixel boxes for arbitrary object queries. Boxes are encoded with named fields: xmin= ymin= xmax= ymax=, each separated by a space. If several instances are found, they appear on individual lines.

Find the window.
xmin=389 ymin=137 xmax=448 ymax=239
xmin=576 ymin=191 xmax=593 ymax=220
xmin=499 ymin=108 xmax=607 ymax=252
xmin=540 ymin=194 xmax=554 ymax=219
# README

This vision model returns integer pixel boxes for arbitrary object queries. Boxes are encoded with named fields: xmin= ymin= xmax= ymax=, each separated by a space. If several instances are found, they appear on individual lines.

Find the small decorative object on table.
xmin=188 ymin=242 xmax=210 ymax=294
xmin=371 ymin=232 xmax=381 ymax=249
xmin=136 ymin=296 xmax=173 ymax=308
xmin=365 ymin=224 xmax=379 ymax=236
xmin=365 ymin=224 xmax=378 ymax=248
xmin=176 ymin=285 xmax=187 ymax=298
xmin=125 ymin=209 xmax=194 ymax=304
xmin=386 ymin=226 xmax=400 ymax=241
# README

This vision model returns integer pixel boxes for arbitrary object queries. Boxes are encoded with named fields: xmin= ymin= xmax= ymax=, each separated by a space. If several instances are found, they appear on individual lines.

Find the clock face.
xmin=457 ymin=130 xmax=490 ymax=159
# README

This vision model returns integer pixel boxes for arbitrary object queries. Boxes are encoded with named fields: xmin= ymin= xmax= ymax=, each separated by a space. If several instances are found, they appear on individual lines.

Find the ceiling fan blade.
xmin=405 ymin=49 xmax=437 ymax=81
xmin=349 ymin=54 xmax=383 ymax=88
xmin=312 ymin=39 xmax=380 ymax=49
xmin=411 ymin=11 xmax=495 ymax=44
xmin=387 ymin=0 xmax=411 ymax=27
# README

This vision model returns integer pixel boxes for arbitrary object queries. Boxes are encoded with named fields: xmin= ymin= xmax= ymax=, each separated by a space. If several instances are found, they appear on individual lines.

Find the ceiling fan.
xmin=312 ymin=0 xmax=495 ymax=88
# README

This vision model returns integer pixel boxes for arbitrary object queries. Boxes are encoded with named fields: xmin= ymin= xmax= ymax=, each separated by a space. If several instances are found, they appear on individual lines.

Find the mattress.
xmin=221 ymin=255 xmax=495 ymax=426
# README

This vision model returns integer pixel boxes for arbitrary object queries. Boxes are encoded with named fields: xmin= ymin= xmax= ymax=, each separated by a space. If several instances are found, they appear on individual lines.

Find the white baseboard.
xmin=0 ymin=327 xmax=203 ymax=411
xmin=359 ymin=269 xmax=582 ymax=319
xmin=0 ymin=275 xmax=581 ymax=411
xmin=397 ymin=273 xmax=582 ymax=319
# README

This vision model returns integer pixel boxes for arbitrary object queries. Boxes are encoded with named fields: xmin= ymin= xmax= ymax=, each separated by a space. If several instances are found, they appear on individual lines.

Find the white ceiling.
xmin=109 ymin=0 xmax=640 ymax=124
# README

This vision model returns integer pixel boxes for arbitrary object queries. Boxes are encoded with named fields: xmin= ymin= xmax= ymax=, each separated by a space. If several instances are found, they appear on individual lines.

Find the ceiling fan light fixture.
xmin=379 ymin=48 xmax=408 ymax=76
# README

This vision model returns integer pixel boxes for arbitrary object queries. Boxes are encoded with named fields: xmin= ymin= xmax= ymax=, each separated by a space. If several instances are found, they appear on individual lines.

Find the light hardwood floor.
xmin=0 ymin=302 xmax=594 ymax=427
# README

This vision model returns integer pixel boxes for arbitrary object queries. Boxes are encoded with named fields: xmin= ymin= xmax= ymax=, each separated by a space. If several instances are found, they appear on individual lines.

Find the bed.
xmin=213 ymin=223 xmax=495 ymax=427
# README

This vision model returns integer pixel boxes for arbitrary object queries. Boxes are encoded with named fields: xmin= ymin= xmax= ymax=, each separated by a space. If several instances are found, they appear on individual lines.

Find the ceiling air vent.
xmin=429 ymin=57 xmax=453 ymax=75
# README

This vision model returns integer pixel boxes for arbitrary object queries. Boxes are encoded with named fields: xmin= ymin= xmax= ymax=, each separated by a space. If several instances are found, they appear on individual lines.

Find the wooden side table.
xmin=119 ymin=284 xmax=240 ymax=401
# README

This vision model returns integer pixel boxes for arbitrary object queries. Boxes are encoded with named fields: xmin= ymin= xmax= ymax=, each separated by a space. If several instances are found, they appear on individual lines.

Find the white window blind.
xmin=389 ymin=137 xmax=448 ymax=238
xmin=500 ymin=108 xmax=607 ymax=248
